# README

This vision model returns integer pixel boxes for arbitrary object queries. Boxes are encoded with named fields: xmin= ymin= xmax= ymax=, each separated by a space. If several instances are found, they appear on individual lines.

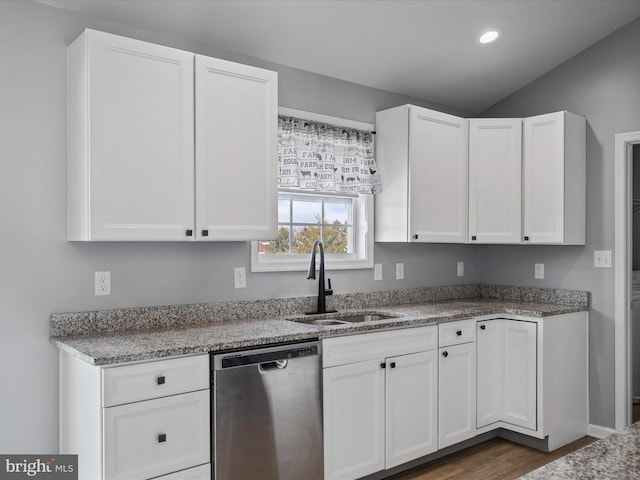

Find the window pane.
xmin=323 ymin=226 xmax=350 ymax=253
xmin=292 ymin=225 xmax=321 ymax=253
xmin=278 ymin=198 xmax=290 ymax=223
xmin=293 ymin=198 xmax=323 ymax=224
xmin=325 ymin=198 xmax=351 ymax=225
xmin=259 ymin=226 xmax=291 ymax=254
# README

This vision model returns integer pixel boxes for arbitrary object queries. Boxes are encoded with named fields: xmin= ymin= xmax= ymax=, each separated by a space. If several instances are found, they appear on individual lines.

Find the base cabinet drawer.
xmin=103 ymin=354 xmax=209 ymax=407
xmin=104 ymin=389 xmax=210 ymax=480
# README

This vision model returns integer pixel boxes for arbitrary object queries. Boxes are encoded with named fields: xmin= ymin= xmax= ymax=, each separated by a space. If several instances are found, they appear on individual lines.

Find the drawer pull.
xmin=456 ymin=330 xmax=462 ymax=336
xmin=480 ymin=325 xmax=486 ymax=330
xmin=156 ymin=376 xmax=166 ymax=385
xmin=380 ymin=362 xmax=386 ymax=369
xmin=158 ymin=433 xmax=167 ymax=443
xmin=390 ymin=362 xmax=396 ymax=369
xmin=442 ymin=351 xmax=448 ymax=358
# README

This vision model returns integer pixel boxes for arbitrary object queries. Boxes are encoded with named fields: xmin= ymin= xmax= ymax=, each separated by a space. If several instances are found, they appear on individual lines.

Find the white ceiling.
xmin=38 ymin=0 xmax=640 ymax=113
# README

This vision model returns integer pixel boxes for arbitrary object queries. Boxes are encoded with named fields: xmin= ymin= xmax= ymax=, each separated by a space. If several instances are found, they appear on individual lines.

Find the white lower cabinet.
xmin=104 ymin=390 xmax=210 ymax=480
xmin=322 ymin=326 xmax=438 ymax=480
xmin=59 ymin=352 xmax=210 ymax=480
xmin=438 ymin=320 xmax=476 ymax=449
xmin=476 ymin=313 xmax=588 ymax=450
xmin=477 ymin=319 xmax=538 ymax=432
xmin=323 ymin=359 xmax=385 ymax=480
xmin=386 ymin=351 xmax=439 ymax=468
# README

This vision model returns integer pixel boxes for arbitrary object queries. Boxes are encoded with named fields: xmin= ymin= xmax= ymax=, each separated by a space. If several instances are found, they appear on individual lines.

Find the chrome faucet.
xmin=306 ymin=240 xmax=336 ymax=315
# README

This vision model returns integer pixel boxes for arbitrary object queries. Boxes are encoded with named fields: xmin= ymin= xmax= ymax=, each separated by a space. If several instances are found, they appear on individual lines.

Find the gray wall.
xmin=0 ymin=1 xmax=478 ymax=453
xmin=481 ymin=16 xmax=640 ymax=428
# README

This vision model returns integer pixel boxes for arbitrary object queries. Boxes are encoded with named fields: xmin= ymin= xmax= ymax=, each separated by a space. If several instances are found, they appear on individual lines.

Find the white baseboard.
xmin=587 ymin=424 xmax=616 ymax=439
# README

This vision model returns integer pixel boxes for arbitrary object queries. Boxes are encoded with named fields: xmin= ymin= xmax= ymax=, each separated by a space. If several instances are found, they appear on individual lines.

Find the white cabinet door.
xmin=323 ymin=360 xmax=385 ymax=480
xmin=195 ymin=55 xmax=278 ymax=241
xmin=438 ymin=342 xmax=476 ymax=449
xmin=409 ymin=107 xmax=469 ymax=243
xmin=385 ymin=351 xmax=438 ymax=468
xmin=68 ymin=29 xmax=195 ymax=241
xmin=523 ymin=111 xmax=585 ymax=245
xmin=476 ymin=320 xmax=504 ymax=428
xmin=476 ymin=319 xmax=537 ymax=432
xmin=523 ymin=112 xmax=565 ymax=244
xmin=503 ymin=320 xmax=537 ymax=430
xmin=469 ymin=118 xmax=522 ymax=244
xmin=103 ymin=390 xmax=210 ymax=480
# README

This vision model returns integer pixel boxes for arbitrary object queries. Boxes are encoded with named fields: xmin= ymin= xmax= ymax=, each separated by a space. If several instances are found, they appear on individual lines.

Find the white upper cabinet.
xmin=67 ymin=29 xmax=278 ymax=241
xmin=195 ymin=55 xmax=277 ymax=241
xmin=68 ymin=29 xmax=195 ymax=241
xmin=523 ymin=111 xmax=586 ymax=245
xmin=468 ymin=118 xmax=523 ymax=244
xmin=375 ymin=105 xmax=469 ymax=243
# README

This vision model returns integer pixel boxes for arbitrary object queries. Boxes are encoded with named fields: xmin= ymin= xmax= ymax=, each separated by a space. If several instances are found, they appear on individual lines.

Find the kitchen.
xmin=2 ymin=0 xmax=640 ymax=479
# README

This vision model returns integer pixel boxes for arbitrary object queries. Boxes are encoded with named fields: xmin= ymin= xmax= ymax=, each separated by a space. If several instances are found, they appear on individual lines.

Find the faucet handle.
xmin=326 ymin=278 xmax=333 ymax=296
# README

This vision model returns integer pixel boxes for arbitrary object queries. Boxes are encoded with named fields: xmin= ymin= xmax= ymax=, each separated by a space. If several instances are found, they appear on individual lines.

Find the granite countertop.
xmin=51 ymin=286 xmax=589 ymax=366
xmin=520 ymin=422 xmax=640 ymax=479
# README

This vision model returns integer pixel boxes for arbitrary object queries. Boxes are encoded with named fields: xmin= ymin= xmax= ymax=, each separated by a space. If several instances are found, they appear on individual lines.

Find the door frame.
xmin=614 ymin=131 xmax=640 ymax=430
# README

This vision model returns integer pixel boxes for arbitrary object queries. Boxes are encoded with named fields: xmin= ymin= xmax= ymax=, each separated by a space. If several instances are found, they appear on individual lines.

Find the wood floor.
xmin=385 ymin=436 xmax=597 ymax=480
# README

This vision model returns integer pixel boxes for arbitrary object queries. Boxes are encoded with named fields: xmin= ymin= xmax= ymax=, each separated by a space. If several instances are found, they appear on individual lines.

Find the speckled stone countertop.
xmin=520 ymin=423 xmax=640 ymax=479
xmin=50 ymin=285 xmax=589 ymax=366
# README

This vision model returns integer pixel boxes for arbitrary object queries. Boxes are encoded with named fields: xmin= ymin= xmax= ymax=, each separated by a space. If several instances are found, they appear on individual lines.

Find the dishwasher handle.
xmin=259 ymin=360 xmax=288 ymax=372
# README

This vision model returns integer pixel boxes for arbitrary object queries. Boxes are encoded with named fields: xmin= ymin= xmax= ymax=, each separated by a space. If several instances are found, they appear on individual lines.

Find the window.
xmin=251 ymin=190 xmax=373 ymax=272
xmin=251 ymin=108 xmax=376 ymax=273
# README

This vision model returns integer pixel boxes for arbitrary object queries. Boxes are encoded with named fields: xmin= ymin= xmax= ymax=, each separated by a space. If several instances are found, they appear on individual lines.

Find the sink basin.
xmin=302 ymin=319 xmax=349 ymax=326
xmin=334 ymin=314 xmax=394 ymax=323
xmin=289 ymin=312 xmax=398 ymax=326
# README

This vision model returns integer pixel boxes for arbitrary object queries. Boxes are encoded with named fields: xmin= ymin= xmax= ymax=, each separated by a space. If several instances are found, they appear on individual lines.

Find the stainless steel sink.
xmin=334 ymin=314 xmax=394 ymax=323
xmin=290 ymin=312 xmax=397 ymax=326
xmin=302 ymin=319 xmax=350 ymax=326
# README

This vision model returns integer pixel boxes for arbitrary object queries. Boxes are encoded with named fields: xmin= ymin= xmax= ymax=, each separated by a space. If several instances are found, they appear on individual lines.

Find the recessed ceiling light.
xmin=478 ymin=29 xmax=501 ymax=45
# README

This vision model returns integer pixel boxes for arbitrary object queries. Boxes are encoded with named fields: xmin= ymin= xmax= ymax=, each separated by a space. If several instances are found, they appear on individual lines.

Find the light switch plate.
xmin=374 ymin=263 xmax=383 ymax=281
xmin=395 ymin=263 xmax=404 ymax=280
xmin=457 ymin=261 xmax=464 ymax=277
xmin=594 ymin=250 xmax=612 ymax=268
xmin=534 ymin=263 xmax=544 ymax=280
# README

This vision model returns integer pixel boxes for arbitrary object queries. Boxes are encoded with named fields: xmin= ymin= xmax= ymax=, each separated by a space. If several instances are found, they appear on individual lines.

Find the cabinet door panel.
xmin=103 ymin=390 xmax=209 ymax=480
xmin=476 ymin=320 xmax=504 ymax=428
xmin=86 ymin=30 xmax=195 ymax=240
xmin=469 ymin=119 xmax=522 ymax=243
xmin=408 ymin=107 xmax=468 ymax=243
xmin=195 ymin=55 xmax=277 ymax=241
xmin=386 ymin=351 xmax=438 ymax=468
xmin=323 ymin=360 xmax=385 ymax=480
xmin=523 ymin=112 xmax=565 ymax=244
xmin=438 ymin=342 xmax=476 ymax=448
xmin=503 ymin=320 xmax=537 ymax=430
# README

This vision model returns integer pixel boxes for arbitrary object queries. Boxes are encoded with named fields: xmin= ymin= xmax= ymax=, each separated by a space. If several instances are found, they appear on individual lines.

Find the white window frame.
xmin=250 ymin=107 xmax=375 ymax=273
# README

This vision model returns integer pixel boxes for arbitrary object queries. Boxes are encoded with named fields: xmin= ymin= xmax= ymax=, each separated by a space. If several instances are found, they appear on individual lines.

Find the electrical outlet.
xmin=457 ymin=261 xmax=464 ymax=277
xmin=374 ymin=263 xmax=383 ymax=281
xmin=594 ymin=250 xmax=612 ymax=268
xmin=234 ymin=267 xmax=246 ymax=288
xmin=534 ymin=263 xmax=544 ymax=280
xmin=95 ymin=271 xmax=111 ymax=296
xmin=396 ymin=263 xmax=404 ymax=280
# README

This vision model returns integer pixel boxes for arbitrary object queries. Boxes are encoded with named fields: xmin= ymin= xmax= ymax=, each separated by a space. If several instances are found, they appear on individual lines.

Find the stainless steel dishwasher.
xmin=212 ymin=341 xmax=323 ymax=480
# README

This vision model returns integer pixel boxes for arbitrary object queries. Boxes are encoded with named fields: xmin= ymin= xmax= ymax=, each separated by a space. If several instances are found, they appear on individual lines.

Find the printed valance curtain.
xmin=277 ymin=116 xmax=381 ymax=194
